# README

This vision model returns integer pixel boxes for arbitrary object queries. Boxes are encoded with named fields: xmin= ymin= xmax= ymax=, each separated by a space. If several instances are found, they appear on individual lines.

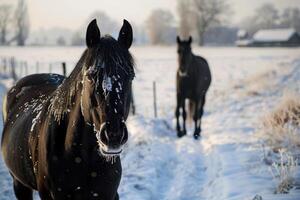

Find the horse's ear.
xmin=188 ymin=36 xmax=192 ymax=44
xmin=176 ymin=36 xmax=181 ymax=44
xmin=86 ymin=19 xmax=101 ymax=48
xmin=118 ymin=19 xmax=133 ymax=49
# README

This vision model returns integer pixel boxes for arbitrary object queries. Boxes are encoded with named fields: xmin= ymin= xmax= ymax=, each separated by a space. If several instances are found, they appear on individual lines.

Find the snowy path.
xmin=119 ymin=117 xmax=206 ymax=200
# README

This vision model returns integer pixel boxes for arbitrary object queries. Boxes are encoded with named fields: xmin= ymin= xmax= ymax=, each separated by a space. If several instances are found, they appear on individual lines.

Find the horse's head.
xmin=176 ymin=36 xmax=192 ymax=76
xmin=81 ymin=19 xmax=134 ymax=157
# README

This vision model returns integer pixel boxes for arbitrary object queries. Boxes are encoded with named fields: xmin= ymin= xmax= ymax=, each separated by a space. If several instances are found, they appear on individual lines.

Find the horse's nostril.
xmin=99 ymin=121 xmax=128 ymax=146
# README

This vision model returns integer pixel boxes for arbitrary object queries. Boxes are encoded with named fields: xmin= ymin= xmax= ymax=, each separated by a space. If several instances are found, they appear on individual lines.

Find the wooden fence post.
xmin=62 ymin=62 xmax=66 ymax=76
xmin=10 ymin=57 xmax=17 ymax=81
xmin=153 ymin=81 xmax=157 ymax=118
xmin=130 ymin=88 xmax=136 ymax=115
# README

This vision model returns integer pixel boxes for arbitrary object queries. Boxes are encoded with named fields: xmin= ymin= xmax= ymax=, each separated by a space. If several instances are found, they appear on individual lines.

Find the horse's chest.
xmin=48 ymin=154 xmax=122 ymax=199
xmin=178 ymin=78 xmax=195 ymax=98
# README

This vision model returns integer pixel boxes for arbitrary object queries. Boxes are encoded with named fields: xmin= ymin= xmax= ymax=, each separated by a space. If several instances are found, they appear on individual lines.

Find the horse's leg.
xmin=193 ymin=99 xmax=200 ymax=139
xmin=13 ymin=178 xmax=33 ymax=200
xmin=181 ymin=98 xmax=187 ymax=136
xmin=195 ymin=95 xmax=206 ymax=139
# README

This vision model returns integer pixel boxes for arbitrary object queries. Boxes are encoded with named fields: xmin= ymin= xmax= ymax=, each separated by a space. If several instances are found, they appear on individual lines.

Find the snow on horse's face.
xmin=81 ymin=19 xmax=134 ymax=157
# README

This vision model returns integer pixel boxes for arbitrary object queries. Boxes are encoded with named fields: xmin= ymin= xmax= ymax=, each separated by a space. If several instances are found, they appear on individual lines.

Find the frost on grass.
xmin=269 ymin=150 xmax=298 ymax=194
xmin=260 ymin=92 xmax=300 ymax=151
xmin=258 ymin=92 xmax=300 ymax=193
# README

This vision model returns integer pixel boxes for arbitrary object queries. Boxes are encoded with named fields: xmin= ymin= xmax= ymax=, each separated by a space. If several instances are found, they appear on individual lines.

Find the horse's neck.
xmin=63 ymin=91 xmax=89 ymax=151
xmin=49 ymin=62 xmax=84 ymax=122
xmin=179 ymin=53 xmax=193 ymax=67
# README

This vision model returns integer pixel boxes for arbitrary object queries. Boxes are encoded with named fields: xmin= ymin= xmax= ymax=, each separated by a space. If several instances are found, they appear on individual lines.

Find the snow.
xmin=235 ymin=39 xmax=253 ymax=47
xmin=253 ymin=29 xmax=296 ymax=42
xmin=0 ymin=46 xmax=300 ymax=199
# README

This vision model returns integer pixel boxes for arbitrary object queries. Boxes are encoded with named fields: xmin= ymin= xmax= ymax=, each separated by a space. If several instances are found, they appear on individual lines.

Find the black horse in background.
xmin=1 ymin=19 xmax=135 ymax=200
xmin=175 ymin=36 xmax=211 ymax=139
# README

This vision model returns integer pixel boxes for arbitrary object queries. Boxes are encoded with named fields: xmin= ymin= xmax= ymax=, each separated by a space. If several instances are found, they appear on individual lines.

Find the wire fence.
xmin=0 ymin=56 xmax=72 ymax=81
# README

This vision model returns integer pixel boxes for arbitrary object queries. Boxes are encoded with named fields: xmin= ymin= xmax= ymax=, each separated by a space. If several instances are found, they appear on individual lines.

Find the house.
xmin=252 ymin=28 xmax=300 ymax=47
xmin=236 ymin=28 xmax=300 ymax=47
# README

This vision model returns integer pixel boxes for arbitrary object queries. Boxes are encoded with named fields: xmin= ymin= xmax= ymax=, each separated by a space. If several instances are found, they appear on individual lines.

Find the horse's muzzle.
xmin=97 ymin=122 xmax=128 ymax=156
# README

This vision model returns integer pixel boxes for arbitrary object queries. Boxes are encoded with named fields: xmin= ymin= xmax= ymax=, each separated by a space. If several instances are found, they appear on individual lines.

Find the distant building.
xmin=236 ymin=28 xmax=300 ymax=47
xmin=252 ymin=29 xmax=300 ymax=47
xmin=235 ymin=29 xmax=252 ymax=47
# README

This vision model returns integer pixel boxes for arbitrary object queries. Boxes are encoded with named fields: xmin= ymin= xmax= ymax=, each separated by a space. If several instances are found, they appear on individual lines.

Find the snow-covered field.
xmin=0 ymin=46 xmax=299 ymax=200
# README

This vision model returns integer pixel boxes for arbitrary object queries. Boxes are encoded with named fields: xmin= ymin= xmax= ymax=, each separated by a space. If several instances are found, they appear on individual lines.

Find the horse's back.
xmin=3 ymin=73 xmax=65 ymax=140
xmin=5 ymin=73 xmax=65 ymax=114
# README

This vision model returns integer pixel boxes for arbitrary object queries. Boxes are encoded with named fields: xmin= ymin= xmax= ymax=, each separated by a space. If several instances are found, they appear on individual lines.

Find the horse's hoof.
xmin=194 ymin=128 xmax=201 ymax=140
xmin=193 ymin=133 xmax=200 ymax=140
xmin=177 ymin=130 xmax=186 ymax=138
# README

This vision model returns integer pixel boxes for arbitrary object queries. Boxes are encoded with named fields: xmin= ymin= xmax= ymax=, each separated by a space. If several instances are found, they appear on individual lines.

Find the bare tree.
xmin=191 ymin=0 xmax=229 ymax=46
xmin=15 ymin=0 xmax=30 ymax=46
xmin=280 ymin=8 xmax=300 ymax=32
xmin=0 ymin=4 xmax=12 ymax=45
xmin=146 ymin=9 xmax=174 ymax=44
xmin=239 ymin=4 xmax=281 ymax=36
xmin=177 ymin=0 xmax=193 ymax=38
xmin=254 ymin=3 xmax=279 ymax=30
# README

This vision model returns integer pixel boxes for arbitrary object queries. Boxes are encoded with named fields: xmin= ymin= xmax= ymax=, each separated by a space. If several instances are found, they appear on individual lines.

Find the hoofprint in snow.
xmin=0 ymin=46 xmax=300 ymax=200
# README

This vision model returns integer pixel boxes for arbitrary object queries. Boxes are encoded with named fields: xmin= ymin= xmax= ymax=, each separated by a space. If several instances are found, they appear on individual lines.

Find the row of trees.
xmin=239 ymin=4 xmax=300 ymax=35
xmin=0 ymin=0 xmax=233 ymax=46
xmin=1 ymin=0 xmax=299 ymax=46
xmin=145 ymin=0 xmax=229 ymax=45
xmin=0 ymin=0 xmax=29 ymax=46
xmin=146 ymin=0 xmax=300 ymax=45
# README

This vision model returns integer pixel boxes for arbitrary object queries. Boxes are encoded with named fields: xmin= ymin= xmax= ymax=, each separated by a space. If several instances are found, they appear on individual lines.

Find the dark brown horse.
xmin=1 ymin=19 xmax=135 ymax=200
xmin=175 ymin=36 xmax=211 ymax=139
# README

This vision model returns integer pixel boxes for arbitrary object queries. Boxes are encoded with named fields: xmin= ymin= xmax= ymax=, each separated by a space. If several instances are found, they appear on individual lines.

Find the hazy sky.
xmin=2 ymin=0 xmax=300 ymax=31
